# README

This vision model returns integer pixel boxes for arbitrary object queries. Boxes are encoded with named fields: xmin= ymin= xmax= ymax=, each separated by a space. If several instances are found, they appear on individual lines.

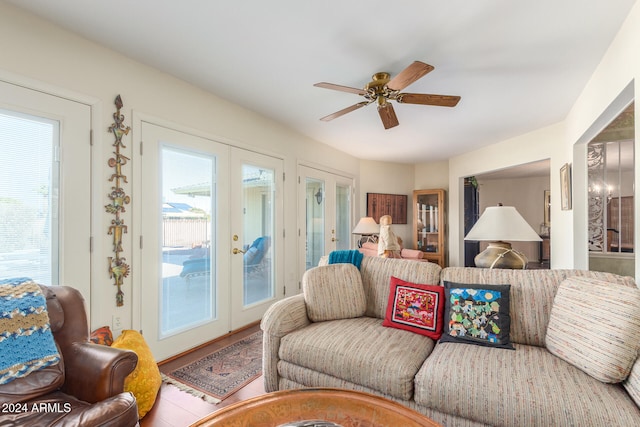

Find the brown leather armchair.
xmin=0 ymin=285 xmax=140 ymax=426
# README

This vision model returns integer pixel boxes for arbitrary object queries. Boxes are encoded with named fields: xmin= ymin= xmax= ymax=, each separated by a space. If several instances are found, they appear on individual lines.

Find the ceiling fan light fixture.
xmin=314 ymin=60 xmax=460 ymax=129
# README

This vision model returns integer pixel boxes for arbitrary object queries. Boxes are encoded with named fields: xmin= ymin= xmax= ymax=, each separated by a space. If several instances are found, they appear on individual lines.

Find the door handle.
xmin=331 ymin=237 xmax=337 ymax=242
xmin=232 ymin=248 xmax=246 ymax=254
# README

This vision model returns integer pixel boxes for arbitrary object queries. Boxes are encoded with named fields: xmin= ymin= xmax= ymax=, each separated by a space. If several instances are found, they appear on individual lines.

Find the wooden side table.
xmin=539 ymin=235 xmax=550 ymax=264
xmin=191 ymin=388 xmax=441 ymax=427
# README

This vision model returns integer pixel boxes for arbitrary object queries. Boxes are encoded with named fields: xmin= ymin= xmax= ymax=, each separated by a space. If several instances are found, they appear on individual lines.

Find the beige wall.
xmin=447 ymin=123 xmax=561 ymax=267
xmin=3 ymin=0 xmax=640 ymax=333
xmin=476 ymin=176 xmax=550 ymax=263
xmin=444 ymin=0 xmax=640 ymax=280
xmin=358 ymin=160 xmax=415 ymax=246
xmin=414 ymin=161 xmax=449 ymax=190
xmin=0 ymin=2 xmax=361 ymax=332
xmin=565 ymin=3 xmax=640 ymax=278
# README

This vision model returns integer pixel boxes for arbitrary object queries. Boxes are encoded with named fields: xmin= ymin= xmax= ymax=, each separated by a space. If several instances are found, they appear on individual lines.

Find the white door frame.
xmin=132 ymin=113 xmax=285 ymax=359
xmin=229 ymin=148 xmax=284 ymax=330
xmin=297 ymin=164 xmax=355 ymax=278
xmin=137 ymin=120 xmax=231 ymax=360
xmin=0 ymin=79 xmax=93 ymax=301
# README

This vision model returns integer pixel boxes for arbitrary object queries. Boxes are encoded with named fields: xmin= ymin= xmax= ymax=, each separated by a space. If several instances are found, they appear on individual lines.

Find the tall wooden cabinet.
xmin=413 ymin=189 xmax=446 ymax=267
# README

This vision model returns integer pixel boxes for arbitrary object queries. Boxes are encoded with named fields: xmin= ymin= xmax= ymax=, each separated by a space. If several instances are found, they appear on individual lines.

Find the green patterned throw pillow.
xmin=439 ymin=281 xmax=514 ymax=350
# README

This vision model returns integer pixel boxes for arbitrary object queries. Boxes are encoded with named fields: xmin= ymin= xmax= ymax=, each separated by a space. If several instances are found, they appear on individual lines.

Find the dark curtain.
xmin=464 ymin=178 xmax=480 ymax=266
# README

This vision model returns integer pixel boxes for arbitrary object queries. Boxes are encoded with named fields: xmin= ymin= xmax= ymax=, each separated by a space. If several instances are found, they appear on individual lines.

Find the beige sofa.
xmin=261 ymin=256 xmax=640 ymax=426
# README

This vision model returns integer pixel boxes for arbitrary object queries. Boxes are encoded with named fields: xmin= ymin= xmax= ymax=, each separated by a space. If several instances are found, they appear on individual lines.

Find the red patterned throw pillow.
xmin=90 ymin=326 xmax=114 ymax=346
xmin=382 ymin=276 xmax=444 ymax=339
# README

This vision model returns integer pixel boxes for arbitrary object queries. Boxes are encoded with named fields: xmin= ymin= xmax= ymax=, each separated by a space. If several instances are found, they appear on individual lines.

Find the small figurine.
xmin=377 ymin=215 xmax=401 ymax=258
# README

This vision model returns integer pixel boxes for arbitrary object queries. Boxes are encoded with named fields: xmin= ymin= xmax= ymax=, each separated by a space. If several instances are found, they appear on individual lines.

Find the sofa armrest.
xmin=261 ymin=294 xmax=310 ymax=392
xmin=61 ymin=342 xmax=138 ymax=404
xmin=261 ymin=294 xmax=310 ymax=338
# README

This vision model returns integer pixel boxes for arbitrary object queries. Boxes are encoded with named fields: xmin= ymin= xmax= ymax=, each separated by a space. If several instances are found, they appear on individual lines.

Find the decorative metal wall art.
xmin=106 ymin=95 xmax=131 ymax=306
xmin=587 ymin=144 xmax=605 ymax=251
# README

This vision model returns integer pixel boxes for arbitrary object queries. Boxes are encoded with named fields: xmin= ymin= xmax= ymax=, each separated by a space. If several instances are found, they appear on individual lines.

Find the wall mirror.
xmin=587 ymin=102 xmax=634 ymax=276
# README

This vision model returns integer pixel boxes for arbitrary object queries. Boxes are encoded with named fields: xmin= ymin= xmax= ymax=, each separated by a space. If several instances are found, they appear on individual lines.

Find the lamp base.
xmin=474 ymin=241 xmax=528 ymax=269
xmin=357 ymin=234 xmax=378 ymax=248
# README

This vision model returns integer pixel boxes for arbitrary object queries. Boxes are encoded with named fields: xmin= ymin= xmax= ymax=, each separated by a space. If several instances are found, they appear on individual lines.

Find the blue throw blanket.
xmin=328 ymin=250 xmax=364 ymax=269
xmin=0 ymin=278 xmax=60 ymax=385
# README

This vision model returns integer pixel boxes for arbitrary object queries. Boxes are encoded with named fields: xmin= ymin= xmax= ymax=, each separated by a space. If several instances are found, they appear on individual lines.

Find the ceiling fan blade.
xmin=386 ymin=61 xmax=434 ymax=92
xmin=397 ymin=93 xmax=461 ymax=107
xmin=378 ymin=103 xmax=399 ymax=129
xmin=314 ymin=82 xmax=367 ymax=96
xmin=319 ymin=101 xmax=370 ymax=121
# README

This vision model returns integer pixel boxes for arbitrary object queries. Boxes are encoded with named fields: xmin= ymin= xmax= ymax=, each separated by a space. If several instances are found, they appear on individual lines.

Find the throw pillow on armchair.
xmin=112 ymin=330 xmax=162 ymax=418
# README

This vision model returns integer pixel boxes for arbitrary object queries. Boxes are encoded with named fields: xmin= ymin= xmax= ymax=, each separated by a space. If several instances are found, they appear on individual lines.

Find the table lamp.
xmin=464 ymin=204 xmax=542 ymax=269
xmin=352 ymin=217 xmax=380 ymax=247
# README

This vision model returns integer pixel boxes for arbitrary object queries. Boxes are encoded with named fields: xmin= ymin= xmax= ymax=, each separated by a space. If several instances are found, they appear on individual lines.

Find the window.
xmin=0 ymin=110 xmax=59 ymax=283
xmin=0 ymin=81 xmax=91 ymax=298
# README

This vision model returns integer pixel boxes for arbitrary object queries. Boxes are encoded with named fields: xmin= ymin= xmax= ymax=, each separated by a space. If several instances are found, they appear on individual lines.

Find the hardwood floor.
xmin=140 ymin=324 xmax=266 ymax=427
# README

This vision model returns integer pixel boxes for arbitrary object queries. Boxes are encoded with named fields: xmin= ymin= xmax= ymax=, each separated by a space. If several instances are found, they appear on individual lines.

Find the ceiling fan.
xmin=314 ymin=61 xmax=460 ymax=130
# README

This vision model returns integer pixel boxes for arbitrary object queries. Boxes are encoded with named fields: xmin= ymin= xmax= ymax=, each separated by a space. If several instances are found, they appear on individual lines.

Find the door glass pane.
xmin=336 ymin=184 xmax=351 ymax=251
xmin=587 ymin=101 xmax=634 ymax=278
xmin=588 ymin=103 xmax=634 ymax=255
xmin=588 ymin=139 xmax=635 ymax=253
xmin=0 ymin=110 xmax=59 ymax=285
xmin=160 ymin=146 xmax=215 ymax=337
xmin=242 ymin=165 xmax=274 ymax=306
xmin=306 ymin=178 xmax=325 ymax=269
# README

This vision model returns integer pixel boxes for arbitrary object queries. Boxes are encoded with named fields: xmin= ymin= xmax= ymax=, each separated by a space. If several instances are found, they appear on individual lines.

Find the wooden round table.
xmin=191 ymin=388 xmax=442 ymax=427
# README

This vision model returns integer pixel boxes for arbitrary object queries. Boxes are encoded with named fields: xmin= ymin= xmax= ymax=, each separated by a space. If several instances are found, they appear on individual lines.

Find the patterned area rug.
xmin=161 ymin=331 xmax=262 ymax=404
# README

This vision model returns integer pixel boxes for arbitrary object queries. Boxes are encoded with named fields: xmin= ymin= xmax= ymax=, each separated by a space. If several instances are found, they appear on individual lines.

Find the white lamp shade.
xmin=464 ymin=206 xmax=542 ymax=242
xmin=352 ymin=217 xmax=380 ymax=234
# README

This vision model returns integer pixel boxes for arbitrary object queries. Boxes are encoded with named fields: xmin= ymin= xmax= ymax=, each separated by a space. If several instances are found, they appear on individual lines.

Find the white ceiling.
xmin=476 ymin=159 xmax=551 ymax=180
xmin=6 ymin=0 xmax=636 ymax=164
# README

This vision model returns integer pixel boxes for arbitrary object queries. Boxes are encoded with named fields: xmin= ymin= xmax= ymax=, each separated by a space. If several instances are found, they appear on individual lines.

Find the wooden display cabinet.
xmin=413 ymin=189 xmax=446 ymax=267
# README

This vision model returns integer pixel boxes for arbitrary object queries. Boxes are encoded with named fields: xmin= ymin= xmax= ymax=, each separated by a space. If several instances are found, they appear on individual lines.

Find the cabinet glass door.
xmin=413 ymin=189 xmax=446 ymax=267
xmin=416 ymin=194 xmax=441 ymax=252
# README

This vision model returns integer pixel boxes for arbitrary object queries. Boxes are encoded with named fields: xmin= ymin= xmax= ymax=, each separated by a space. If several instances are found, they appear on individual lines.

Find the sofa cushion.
xmin=401 ymin=248 xmax=424 ymax=259
xmin=0 ymin=390 xmax=139 ymax=427
xmin=624 ymin=358 xmax=640 ymax=407
xmin=278 ymin=317 xmax=434 ymax=400
xmin=303 ymin=264 xmax=366 ymax=322
xmin=439 ymin=281 xmax=514 ymax=350
xmin=546 ymin=276 xmax=640 ymax=383
xmin=382 ymin=276 xmax=444 ymax=339
xmin=357 ymin=257 xmax=442 ymax=319
xmin=415 ymin=342 xmax=640 ymax=426
xmin=440 ymin=267 xmax=637 ymax=347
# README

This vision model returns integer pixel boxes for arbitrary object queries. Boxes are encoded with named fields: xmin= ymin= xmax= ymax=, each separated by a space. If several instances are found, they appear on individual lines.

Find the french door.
xmin=139 ymin=121 xmax=282 ymax=360
xmin=229 ymin=149 xmax=283 ymax=329
xmin=0 ymin=80 xmax=91 ymax=300
xmin=298 ymin=165 xmax=354 ymax=274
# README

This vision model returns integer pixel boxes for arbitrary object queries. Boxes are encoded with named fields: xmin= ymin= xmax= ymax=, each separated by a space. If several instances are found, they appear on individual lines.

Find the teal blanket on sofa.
xmin=0 ymin=278 xmax=60 ymax=385
xmin=328 ymin=250 xmax=364 ymax=269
